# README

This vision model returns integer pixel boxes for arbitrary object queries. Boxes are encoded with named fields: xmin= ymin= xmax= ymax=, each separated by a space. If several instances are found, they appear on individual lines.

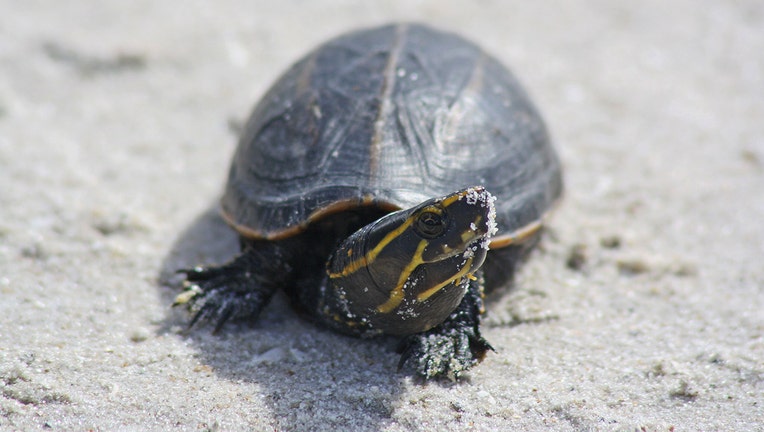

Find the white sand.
xmin=1 ymin=1 xmax=762 ymax=430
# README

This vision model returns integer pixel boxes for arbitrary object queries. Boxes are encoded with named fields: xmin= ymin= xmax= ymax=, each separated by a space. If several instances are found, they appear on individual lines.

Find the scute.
xmin=222 ymin=23 xmax=562 ymax=243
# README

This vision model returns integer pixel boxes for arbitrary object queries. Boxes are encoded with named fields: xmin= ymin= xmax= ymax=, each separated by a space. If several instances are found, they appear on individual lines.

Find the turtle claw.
xmin=174 ymin=248 xmax=279 ymax=332
xmin=172 ymin=285 xmax=201 ymax=307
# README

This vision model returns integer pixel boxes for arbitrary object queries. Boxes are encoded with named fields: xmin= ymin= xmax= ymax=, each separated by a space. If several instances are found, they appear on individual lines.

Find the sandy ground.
xmin=1 ymin=1 xmax=763 ymax=430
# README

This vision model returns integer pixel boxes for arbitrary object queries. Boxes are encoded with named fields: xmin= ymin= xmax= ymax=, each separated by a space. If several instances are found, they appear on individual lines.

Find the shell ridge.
xmin=369 ymin=24 xmax=408 ymax=182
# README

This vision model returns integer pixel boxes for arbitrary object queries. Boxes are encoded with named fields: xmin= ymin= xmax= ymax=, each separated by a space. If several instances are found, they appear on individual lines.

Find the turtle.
xmin=174 ymin=23 xmax=563 ymax=380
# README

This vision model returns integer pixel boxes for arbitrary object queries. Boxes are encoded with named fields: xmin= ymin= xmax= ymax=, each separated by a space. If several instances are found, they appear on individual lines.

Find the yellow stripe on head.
xmin=329 ymin=216 xmax=414 ymax=279
xmin=439 ymin=193 xmax=462 ymax=208
xmin=416 ymin=257 xmax=474 ymax=302
xmin=376 ymin=239 xmax=428 ymax=313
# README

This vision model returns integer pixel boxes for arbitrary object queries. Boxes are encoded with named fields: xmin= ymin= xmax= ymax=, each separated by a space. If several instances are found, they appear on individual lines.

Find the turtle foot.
xmin=174 ymin=247 xmax=279 ymax=333
xmin=397 ymin=325 xmax=493 ymax=381
xmin=396 ymin=276 xmax=493 ymax=380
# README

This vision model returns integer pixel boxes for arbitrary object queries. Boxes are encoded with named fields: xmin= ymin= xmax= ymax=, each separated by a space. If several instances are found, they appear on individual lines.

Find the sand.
xmin=1 ymin=1 xmax=762 ymax=430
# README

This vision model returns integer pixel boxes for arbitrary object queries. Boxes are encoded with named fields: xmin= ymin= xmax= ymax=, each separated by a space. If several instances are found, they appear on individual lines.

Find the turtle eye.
xmin=415 ymin=211 xmax=446 ymax=238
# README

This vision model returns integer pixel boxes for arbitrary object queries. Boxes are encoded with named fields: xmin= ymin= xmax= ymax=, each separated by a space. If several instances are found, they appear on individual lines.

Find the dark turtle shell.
xmin=222 ymin=23 xmax=562 ymax=247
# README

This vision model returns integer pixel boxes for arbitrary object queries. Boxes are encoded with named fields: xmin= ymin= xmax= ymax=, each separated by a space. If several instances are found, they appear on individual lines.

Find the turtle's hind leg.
xmin=174 ymin=241 xmax=290 ymax=333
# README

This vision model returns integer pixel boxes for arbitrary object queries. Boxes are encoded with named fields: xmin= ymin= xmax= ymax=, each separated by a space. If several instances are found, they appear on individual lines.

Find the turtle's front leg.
xmin=174 ymin=241 xmax=289 ymax=333
xmin=397 ymin=272 xmax=493 ymax=380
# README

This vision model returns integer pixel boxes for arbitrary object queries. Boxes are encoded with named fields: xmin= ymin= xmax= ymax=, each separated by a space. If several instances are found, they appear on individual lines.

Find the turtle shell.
xmin=222 ymin=23 xmax=562 ymax=247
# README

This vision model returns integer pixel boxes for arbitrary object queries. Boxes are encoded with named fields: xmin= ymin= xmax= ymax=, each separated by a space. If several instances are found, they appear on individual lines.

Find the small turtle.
xmin=175 ymin=23 xmax=562 ymax=380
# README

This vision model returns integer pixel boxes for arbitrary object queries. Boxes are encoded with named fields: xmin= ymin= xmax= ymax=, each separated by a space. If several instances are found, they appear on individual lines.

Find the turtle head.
xmin=324 ymin=187 xmax=497 ymax=336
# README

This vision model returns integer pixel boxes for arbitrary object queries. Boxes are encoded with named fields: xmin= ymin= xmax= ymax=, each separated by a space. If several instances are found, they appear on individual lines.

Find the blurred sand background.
xmin=1 ymin=1 xmax=762 ymax=430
